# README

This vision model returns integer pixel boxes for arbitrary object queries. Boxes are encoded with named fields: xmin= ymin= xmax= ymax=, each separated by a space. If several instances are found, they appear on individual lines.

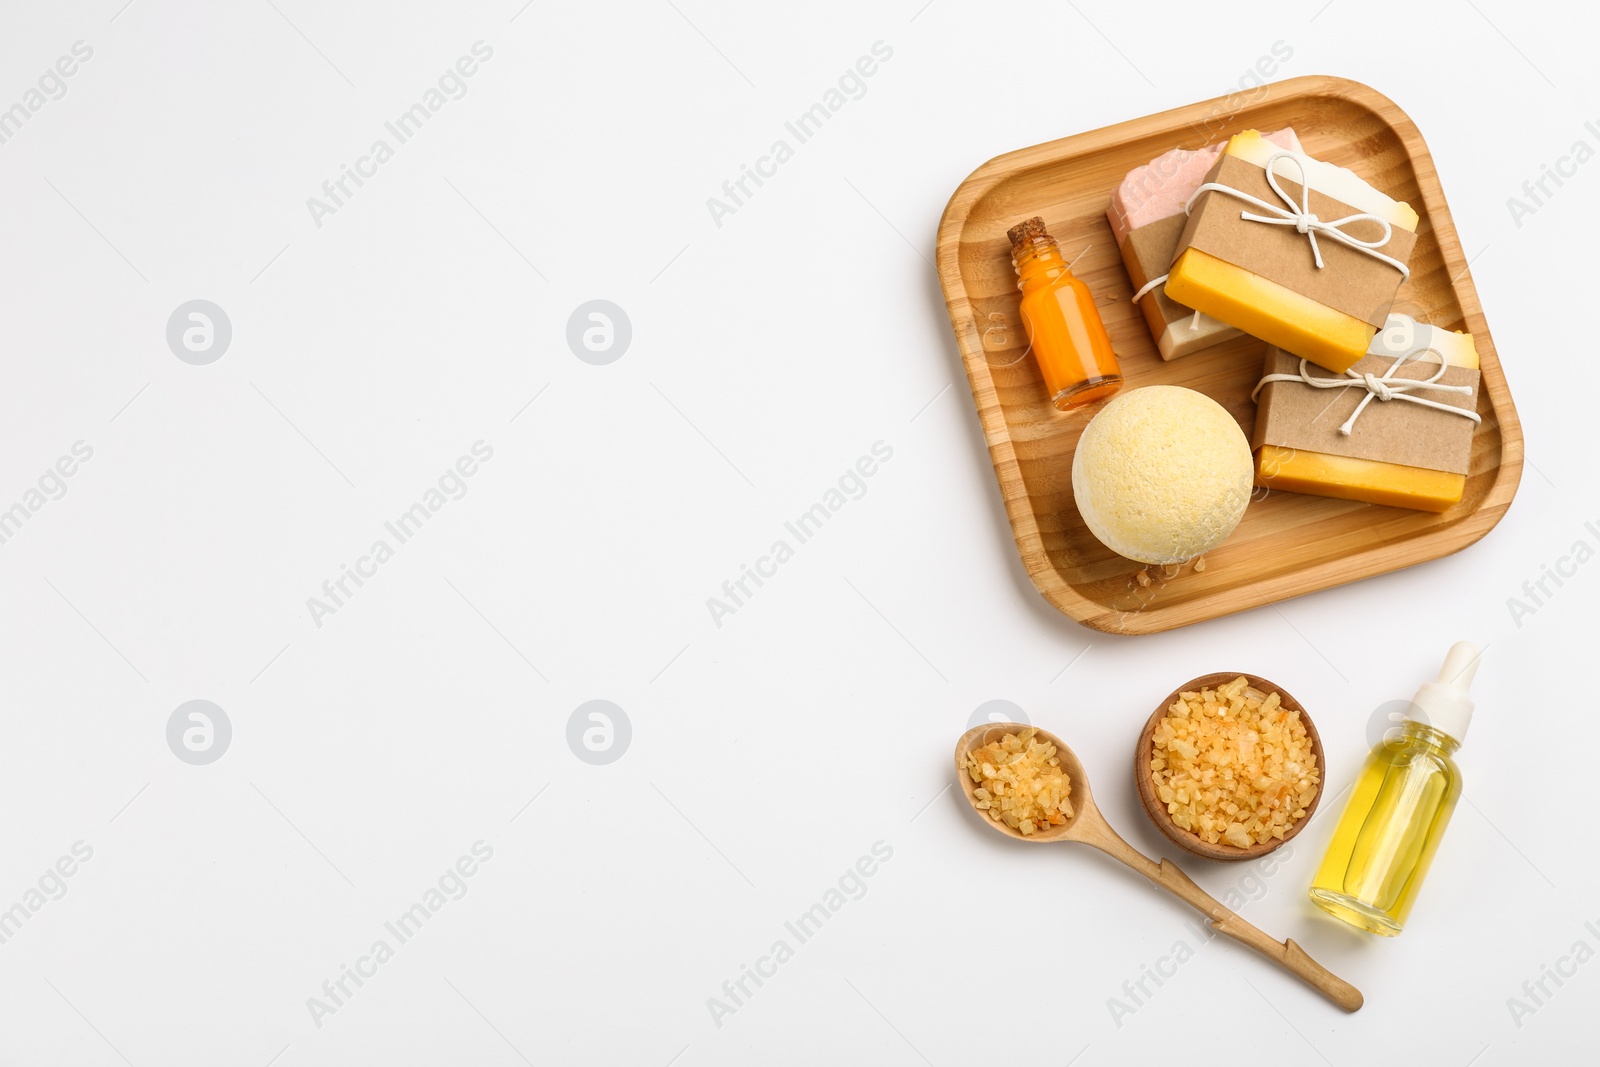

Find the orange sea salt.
xmin=964 ymin=729 xmax=1073 ymax=836
xmin=1149 ymin=676 xmax=1318 ymax=848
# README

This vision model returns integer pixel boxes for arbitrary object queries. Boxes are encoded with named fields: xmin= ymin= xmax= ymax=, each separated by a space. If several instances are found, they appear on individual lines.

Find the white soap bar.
xmin=1369 ymin=314 xmax=1479 ymax=369
xmin=1225 ymin=134 xmax=1418 ymax=230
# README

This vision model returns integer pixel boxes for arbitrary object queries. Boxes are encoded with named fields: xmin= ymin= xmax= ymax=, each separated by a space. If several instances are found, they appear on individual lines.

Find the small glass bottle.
xmin=1006 ymin=217 xmax=1122 ymax=410
xmin=1309 ymin=642 xmax=1480 ymax=936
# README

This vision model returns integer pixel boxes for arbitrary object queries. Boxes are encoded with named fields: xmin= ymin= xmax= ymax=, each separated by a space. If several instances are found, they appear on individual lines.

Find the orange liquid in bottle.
xmin=1007 ymin=217 xmax=1122 ymax=410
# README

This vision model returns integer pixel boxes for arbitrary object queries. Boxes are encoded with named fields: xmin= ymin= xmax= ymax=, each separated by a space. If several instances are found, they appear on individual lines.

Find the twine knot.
xmin=1251 ymin=345 xmax=1480 ymax=437
xmin=1361 ymin=373 xmax=1395 ymax=402
xmin=1185 ymin=151 xmax=1410 ymax=281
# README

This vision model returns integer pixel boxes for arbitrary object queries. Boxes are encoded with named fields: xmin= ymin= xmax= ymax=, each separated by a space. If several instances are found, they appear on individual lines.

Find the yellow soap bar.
xmin=1256 ymin=447 xmax=1464 ymax=512
xmin=1166 ymin=132 xmax=1418 ymax=374
xmin=1254 ymin=317 xmax=1479 ymax=513
xmin=1166 ymin=248 xmax=1377 ymax=372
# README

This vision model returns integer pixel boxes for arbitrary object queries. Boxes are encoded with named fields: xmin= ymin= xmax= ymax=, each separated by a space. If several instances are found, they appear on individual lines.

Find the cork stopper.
xmin=1006 ymin=216 xmax=1052 ymax=251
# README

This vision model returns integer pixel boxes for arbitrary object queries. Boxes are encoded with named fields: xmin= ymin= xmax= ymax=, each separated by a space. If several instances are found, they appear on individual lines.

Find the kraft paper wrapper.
xmin=1251 ymin=348 xmax=1479 ymax=475
xmin=1120 ymin=214 xmax=1203 ymax=342
xmin=1175 ymin=153 xmax=1417 ymax=328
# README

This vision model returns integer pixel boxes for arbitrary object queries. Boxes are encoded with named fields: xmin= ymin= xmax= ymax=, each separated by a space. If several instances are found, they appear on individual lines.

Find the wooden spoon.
xmin=954 ymin=723 xmax=1362 ymax=1012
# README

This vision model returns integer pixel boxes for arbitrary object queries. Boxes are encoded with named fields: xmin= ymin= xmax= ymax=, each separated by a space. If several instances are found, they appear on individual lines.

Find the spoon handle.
xmin=1080 ymin=818 xmax=1363 ymax=1012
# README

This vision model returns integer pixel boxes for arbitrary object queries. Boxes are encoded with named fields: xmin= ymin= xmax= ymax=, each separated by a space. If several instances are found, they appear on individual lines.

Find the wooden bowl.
xmin=1134 ymin=673 xmax=1324 ymax=862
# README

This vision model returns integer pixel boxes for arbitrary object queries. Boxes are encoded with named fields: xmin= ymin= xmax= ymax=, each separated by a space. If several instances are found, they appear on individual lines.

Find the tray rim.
xmin=934 ymin=74 xmax=1524 ymax=635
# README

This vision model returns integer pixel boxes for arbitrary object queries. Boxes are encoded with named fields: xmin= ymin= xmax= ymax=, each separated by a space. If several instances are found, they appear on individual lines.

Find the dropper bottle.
xmin=1309 ymin=642 xmax=1480 ymax=936
xmin=1006 ymin=217 xmax=1122 ymax=410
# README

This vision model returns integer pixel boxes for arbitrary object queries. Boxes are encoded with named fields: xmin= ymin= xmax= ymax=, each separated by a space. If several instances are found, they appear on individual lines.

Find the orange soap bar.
xmin=1254 ymin=318 xmax=1479 ymax=513
xmin=1166 ymin=132 xmax=1419 ymax=374
xmin=1166 ymin=248 xmax=1382 ymax=373
xmin=1256 ymin=448 xmax=1465 ymax=512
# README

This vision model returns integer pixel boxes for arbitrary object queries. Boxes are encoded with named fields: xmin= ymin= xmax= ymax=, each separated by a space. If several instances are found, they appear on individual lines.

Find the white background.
xmin=0 ymin=1 xmax=1593 ymax=1064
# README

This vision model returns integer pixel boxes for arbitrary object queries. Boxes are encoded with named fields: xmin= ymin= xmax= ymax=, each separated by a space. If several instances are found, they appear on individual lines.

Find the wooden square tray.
xmin=935 ymin=75 xmax=1522 ymax=635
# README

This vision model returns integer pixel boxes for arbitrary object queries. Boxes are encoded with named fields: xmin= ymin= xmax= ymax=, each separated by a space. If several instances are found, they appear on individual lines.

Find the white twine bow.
xmin=1250 ymin=345 xmax=1480 ymax=437
xmin=1185 ymin=151 xmax=1411 ymax=282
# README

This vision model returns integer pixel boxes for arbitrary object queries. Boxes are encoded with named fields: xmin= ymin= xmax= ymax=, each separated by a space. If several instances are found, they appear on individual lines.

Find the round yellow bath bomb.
xmin=1071 ymin=386 xmax=1252 ymax=565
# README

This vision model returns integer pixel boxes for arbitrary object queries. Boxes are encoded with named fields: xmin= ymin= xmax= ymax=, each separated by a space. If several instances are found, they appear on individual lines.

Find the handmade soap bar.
xmin=1253 ymin=316 xmax=1481 ymax=512
xmin=1166 ymin=132 xmax=1419 ymax=374
xmin=1109 ymin=129 xmax=1301 ymax=360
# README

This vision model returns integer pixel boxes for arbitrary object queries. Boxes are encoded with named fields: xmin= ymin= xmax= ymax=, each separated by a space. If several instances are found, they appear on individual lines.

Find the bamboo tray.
xmin=935 ymin=75 xmax=1522 ymax=635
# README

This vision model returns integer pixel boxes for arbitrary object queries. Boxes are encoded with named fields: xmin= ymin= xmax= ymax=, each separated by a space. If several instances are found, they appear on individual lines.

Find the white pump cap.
xmin=1409 ymin=641 xmax=1480 ymax=743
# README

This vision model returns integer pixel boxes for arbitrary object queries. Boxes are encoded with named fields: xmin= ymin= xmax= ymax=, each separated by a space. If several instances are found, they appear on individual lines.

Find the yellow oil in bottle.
xmin=1309 ymin=642 xmax=1478 ymax=937
xmin=1309 ymin=723 xmax=1461 ymax=935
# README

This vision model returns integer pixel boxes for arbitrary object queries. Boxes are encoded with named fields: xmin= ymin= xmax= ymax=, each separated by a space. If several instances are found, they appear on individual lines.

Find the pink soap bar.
xmin=1108 ymin=128 xmax=1302 ymax=246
